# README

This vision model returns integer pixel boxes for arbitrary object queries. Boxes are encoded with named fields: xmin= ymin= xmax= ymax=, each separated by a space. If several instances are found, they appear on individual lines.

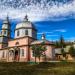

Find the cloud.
xmin=65 ymin=37 xmax=75 ymax=42
xmin=47 ymin=34 xmax=59 ymax=37
xmin=37 ymin=29 xmax=66 ymax=36
xmin=37 ymin=32 xmax=43 ymax=35
xmin=37 ymin=31 xmax=53 ymax=35
xmin=54 ymin=29 xmax=67 ymax=32
xmin=0 ymin=0 xmax=75 ymax=21
xmin=45 ymin=32 xmax=53 ymax=34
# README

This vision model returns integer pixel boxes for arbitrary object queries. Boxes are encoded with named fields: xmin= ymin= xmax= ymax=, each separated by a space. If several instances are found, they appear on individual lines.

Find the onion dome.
xmin=15 ymin=15 xmax=36 ymax=30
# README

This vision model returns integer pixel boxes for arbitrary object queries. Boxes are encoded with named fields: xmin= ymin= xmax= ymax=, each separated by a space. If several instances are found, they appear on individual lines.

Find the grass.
xmin=0 ymin=62 xmax=75 ymax=75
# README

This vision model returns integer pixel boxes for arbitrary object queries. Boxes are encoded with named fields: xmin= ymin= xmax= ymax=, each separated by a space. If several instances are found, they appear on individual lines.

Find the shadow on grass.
xmin=0 ymin=62 xmax=75 ymax=75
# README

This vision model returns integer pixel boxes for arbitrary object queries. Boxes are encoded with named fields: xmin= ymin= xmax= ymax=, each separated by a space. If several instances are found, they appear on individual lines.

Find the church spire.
xmin=3 ymin=15 xmax=9 ymax=24
xmin=1 ymin=15 xmax=11 ymax=38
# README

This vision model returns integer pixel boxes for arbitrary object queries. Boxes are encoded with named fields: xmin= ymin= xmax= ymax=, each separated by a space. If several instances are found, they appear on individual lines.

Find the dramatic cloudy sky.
xmin=0 ymin=0 xmax=75 ymax=41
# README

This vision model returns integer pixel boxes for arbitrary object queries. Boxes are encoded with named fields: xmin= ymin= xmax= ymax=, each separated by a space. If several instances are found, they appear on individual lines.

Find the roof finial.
xmin=24 ymin=14 xmax=28 ymax=21
xmin=3 ymin=14 xmax=9 ymax=24
xmin=6 ymin=14 xmax=9 ymax=21
xmin=41 ymin=33 xmax=45 ymax=40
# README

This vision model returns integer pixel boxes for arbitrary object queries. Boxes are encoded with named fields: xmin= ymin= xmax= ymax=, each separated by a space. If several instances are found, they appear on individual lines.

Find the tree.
xmin=55 ymin=35 xmax=66 ymax=59
xmin=54 ymin=41 xmax=60 ymax=48
xmin=54 ymin=35 xmax=66 ymax=48
xmin=39 ymin=42 xmax=47 ymax=61
xmin=31 ymin=42 xmax=47 ymax=63
xmin=61 ymin=48 xmax=66 ymax=57
xmin=31 ymin=45 xmax=37 ymax=63
xmin=69 ymin=45 xmax=75 ymax=57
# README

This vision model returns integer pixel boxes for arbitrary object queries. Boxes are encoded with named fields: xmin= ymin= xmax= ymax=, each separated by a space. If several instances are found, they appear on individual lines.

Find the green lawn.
xmin=0 ymin=62 xmax=75 ymax=75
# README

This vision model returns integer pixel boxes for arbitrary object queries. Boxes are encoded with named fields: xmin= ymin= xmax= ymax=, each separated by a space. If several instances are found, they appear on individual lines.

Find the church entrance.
xmin=14 ymin=47 xmax=20 ymax=62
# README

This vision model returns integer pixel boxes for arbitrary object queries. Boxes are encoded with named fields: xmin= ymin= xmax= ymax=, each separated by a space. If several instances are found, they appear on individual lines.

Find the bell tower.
xmin=0 ymin=16 xmax=11 ymax=48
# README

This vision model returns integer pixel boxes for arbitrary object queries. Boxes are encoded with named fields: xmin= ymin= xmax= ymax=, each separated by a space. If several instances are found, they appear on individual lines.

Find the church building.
xmin=0 ymin=15 xmax=55 ymax=62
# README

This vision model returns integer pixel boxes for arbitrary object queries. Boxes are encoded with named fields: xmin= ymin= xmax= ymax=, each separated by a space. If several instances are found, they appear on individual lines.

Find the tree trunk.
xmin=39 ymin=56 xmax=40 ymax=62
xmin=44 ymin=52 xmax=46 ymax=61
xmin=35 ymin=56 xmax=36 ymax=63
xmin=45 ymin=55 xmax=46 ymax=62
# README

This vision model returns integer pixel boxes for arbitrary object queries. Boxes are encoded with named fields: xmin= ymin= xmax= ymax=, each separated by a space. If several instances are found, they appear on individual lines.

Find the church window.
xmin=9 ymin=50 xmax=13 ymax=56
xmin=25 ymin=29 xmax=28 ymax=35
xmin=17 ymin=30 xmax=19 ymax=36
xmin=15 ymin=42 xmax=19 ymax=45
xmin=2 ymin=51 xmax=5 ymax=58
xmin=4 ymin=31 xmax=6 ymax=35
xmin=21 ymin=49 xmax=24 ymax=56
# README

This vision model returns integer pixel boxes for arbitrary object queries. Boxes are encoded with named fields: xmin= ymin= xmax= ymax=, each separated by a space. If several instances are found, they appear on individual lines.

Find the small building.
xmin=55 ymin=43 xmax=75 ymax=61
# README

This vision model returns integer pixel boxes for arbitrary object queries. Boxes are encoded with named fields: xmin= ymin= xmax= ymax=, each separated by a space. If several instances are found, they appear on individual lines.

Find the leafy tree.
xmin=55 ymin=35 xmax=66 ymax=48
xmin=69 ymin=45 xmax=75 ymax=57
xmin=54 ymin=41 xmax=60 ymax=48
xmin=61 ymin=48 xmax=66 ymax=57
xmin=31 ymin=42 xmax=47 ymax=62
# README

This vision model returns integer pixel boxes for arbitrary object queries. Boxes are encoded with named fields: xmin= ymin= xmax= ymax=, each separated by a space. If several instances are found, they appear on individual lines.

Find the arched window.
xmin=15 ymin=42 xmax=19 ymax=45
xmin=25 ymin=29 xmax=28 ymax=35
xmin=21 ymin=49 xmax=24 ymax=56
xmin=17 ymin=30 xmax=19 ymax=36
xmin=9 ymin=50 xmax=14 ymax=56
xmin=2 ymin=51 xmax=5 ymax=58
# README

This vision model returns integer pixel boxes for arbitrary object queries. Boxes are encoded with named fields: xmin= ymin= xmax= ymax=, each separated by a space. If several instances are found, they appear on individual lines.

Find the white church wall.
xmin=15 ymin=29 xmax=23 ymax=38
xmin=15 ymin=29 xmax=32 ymax=38
xmin=22 ymin=29 xmax=32 ymax=37
xmin=0 ymin=37 xmax=3 ymax=43
xmin=32 ymin=29 xmax=37 ymax=39
xmin=28 ymin=29 xmax=32 ymax=37
xmin=15 ymin=30 xmax=17 ymax=38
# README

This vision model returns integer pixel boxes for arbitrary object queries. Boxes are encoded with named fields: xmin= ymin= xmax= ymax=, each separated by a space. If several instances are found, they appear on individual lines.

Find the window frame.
xmin=25 ymin=29 xmax=28 ymax=35
xmin=21 ymin=49 xmax=24 ymax=56
xmin=4 ymin=30 xmax=7 ymax=35
xmin=2 ymin=51 xmax=5 ymax=58
xmin=17 ymin=30 xmax=19 ymax=36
